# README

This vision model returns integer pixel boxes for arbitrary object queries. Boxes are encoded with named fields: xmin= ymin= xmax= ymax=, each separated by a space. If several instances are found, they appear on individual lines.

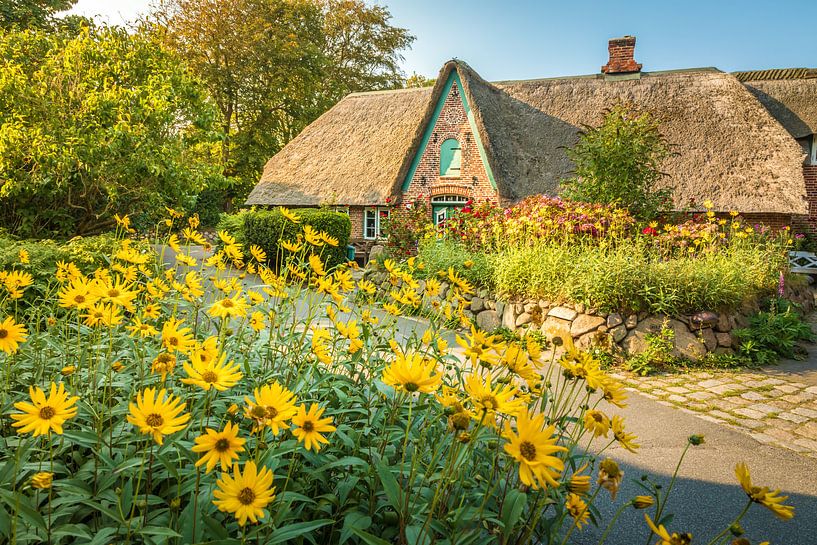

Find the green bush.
xmin=194 ymin=189 xmax=227 ymax=228
xmin=0 ymin=234 xmax=131 ymax=306
xmin=419 ymin=237 xmax=785 ymax=316
xmin=216 ymin=210 xmax=249 ymax=247
xmin=734 ymin=301 xmax=815 ymax=364
xmin=418 ymin=238 xmax=494 ymax=290
xmin=243 ymin=208 xmax=351 ymax=269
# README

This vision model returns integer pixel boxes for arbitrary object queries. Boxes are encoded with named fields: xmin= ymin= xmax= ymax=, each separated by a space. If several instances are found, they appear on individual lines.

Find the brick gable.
xmin=402 ymin=80 xmax=498 ymax=210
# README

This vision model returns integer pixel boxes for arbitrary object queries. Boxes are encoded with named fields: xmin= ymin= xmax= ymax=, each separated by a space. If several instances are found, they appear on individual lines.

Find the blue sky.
xmin=70 ymin=0 xmax=817 ymax=81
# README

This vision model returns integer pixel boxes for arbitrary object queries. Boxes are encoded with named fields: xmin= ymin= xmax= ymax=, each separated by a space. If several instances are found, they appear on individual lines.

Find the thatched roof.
xmin=248 ymin=60 xmax=807 ymax=214
xmin=246 ymin=86 xmax=433 ymax=206
xmin=736 ymin=69 xmax=817 ymax=139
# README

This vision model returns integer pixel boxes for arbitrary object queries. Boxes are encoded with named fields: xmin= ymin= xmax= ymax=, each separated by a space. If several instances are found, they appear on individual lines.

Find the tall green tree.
xmin=560 ymin=103 xmax=673 ymax=220
xmin=1 ymin=0 xmax=76 ymax=30
xmin=0 ymin=27 xmax=223 ymax=236
xmin=149 ymin=0 xmax=413 ymax=204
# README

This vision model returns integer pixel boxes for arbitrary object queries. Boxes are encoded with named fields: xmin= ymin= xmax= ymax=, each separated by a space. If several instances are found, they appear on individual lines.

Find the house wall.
xmin=349 ymin=206 xmax=364 ymax=240
xmin=796 ymin=164 xmax=817 ymax=234
xmin=401 ymin=80 xmax=497 ymax=210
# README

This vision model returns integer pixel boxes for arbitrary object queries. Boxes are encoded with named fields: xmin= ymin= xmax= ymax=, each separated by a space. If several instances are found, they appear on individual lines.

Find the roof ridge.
xmin=733 ymin=68 xmax=817 ymax=81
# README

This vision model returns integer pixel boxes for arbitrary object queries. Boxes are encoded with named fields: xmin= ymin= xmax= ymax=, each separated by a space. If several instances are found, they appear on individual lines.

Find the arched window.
xmin=439 ymin=138 xmax=462 ymax=177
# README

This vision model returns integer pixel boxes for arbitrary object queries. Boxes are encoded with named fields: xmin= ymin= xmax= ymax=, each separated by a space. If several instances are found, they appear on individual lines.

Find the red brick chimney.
xmin=601 ymin=36 xmax=642 ymax=74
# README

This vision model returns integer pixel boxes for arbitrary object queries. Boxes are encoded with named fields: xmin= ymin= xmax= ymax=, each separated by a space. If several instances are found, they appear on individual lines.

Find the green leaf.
xmin=139 ymin=526 xmax=182 ymax=538
xmin=375 ymin=459 xmax=402 ymax=512
xmin=351 ymin=527 xmax=392 ymax=545
xmin=500 ymin=489 xmax=527 ymax=538
xmin=340 ymin=511 xmax=371 ymax=544
xmin=266 ymin=519 xmax=333 ymax=544
xmin=0 ymin=489 xmax=46 ymax=532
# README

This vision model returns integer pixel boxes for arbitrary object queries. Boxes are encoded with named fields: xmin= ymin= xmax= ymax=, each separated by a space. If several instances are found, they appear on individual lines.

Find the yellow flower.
xmin=249 ymin=311 xmax=266 ymax=332
xmin=143 ymin=303 xmax=161 ymax=320
xmin=244 ymin=382 xmax=298 ymax=435
xmin=18 ymin=249 xmax=29 ymax=264
xmin=601 ymin=379 xmax=628 ymax=408
xmin=11 ymin=382 xmax=78 ymax=436
xmin=456 ymin=326 xmax=503 ymax=367
xmin=464 ymin=373 xmax=524 ymax=418
xmin=559 ymin=348 xmax=605 ymax=390
xmin=250 ymin=245 xmax=267 ymax=262
xmin=126 ymin=387 xmax=190 ymax=445
xmin=462 ymin=260 xmax=474 ymax=269
xmin=735 ymin=462 xmax=794 ymax=520
xmin=319 ymin=231 xmax=339 ymax=247
xmin=218 ymin=230 xmax=237 ymax=246
xmin=291 ymin=404 xmax=336 ymax=452
xmin=309 ymin=254 xmax=326 ymax=277
xmin=583 ymin=410 xmax=610 ymax=437
xmin=424 ymin=278 xmax=441 ymax=297
xmin=182 ymin=227 xmax=207 ymax=245
xmin=645 ymin=514 xmax=693 ymax=545
xmin=182 ymin=352 xmax=243 ymax=392
xmin=167 ymin=234 xmax=181 ymax=253
xmin=31 ymin=471 xmax=53 ymax=489
xmin=311 ymin=327 xmax=332 ymax=364
xmin=176 ymin=253 xmax=198 ymax=267
xmin=633 ymin=495 xmax=655 ymax=509
xmin=598 ymin=458 xmax=623 ymax=500
xmin=502 ymin=411 xmax=566 ymax=490
xmin=303 ymin=225 xmax=322 ymax=246
xmin=126 ymin=317 xmax=158 ymax=338
xmin=703 ymin=199 xmax=714 ymax=209
xmin=382 ymin=302 xmax=401 ymax=316
xmin=333 ymin=269 xmax=355 ymax=292
xmin=0 ymin=316 xmax=28 ymax=354
xmin=381 ymin=352 xmax=442 ymax=394
xmin=565 ymin=493 xmax=590 ymax=529
xmin=567 ymin=464 xmax=591 ymax=494
xmin=4 ymin=270 xmax=33 ymax=298
xmin=279 ymin=207 xmax=301 ymax=223
xmin=335 ymin=320 xmax=363 ymax=354
xmin=151 ymin=352 xmax=177 ymax=380
xmin=114 ymin=213 xmax=131 ymax=229
xmin=81 ymin=302 xmax=123 ymax=328
xmin=280 ymin=240 xmax=303 ymax=252
xmin=611 ymin=415 xmax=639 ymax=452
xmin=209 ymin=295 xmax=249 ymax=319
xmin=213 ymin=461 xmax=276 ymax=526
xmin=90 ymin=277 xmax=138 ymax=312
xmin=60 ymin=365 xmax=76 ymax=376
xmin=161 ymin=318 xmax=194 ymax=354
xmin=192 ymin=422 xmax=246 ymax=473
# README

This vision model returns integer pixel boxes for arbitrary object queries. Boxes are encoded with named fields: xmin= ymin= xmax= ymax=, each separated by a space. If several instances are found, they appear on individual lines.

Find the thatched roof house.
xmin=247 ymin=36 xmax=815 ymax=246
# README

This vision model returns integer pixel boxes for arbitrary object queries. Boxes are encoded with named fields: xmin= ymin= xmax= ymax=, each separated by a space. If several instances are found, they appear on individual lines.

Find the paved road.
xmin=162 ymin=246 xmax=817 ymax=544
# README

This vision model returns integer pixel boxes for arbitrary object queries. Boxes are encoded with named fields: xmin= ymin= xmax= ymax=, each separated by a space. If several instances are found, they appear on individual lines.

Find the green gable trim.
xmin=400 ymin=71 xmax=497 ymax=192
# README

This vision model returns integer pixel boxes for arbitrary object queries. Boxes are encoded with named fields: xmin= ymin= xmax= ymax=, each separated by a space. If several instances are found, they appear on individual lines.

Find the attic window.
xmin=440 ymin=138 xmax=462 ymax=177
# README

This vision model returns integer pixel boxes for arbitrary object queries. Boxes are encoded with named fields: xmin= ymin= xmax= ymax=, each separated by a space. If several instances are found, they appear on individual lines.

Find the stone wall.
xmin=363 ymin=269 xmax=816 ymax=362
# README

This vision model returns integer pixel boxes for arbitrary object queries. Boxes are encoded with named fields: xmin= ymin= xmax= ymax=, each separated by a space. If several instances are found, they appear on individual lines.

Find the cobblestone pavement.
xmin=613 ymin=370 xmax=817 ymax=457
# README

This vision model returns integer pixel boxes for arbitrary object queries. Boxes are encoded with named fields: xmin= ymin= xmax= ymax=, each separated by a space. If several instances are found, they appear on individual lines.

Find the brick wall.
xmin=401 ymin=80 xmax=498 ymax=214
xmin=349 ymin=206 xmax=364 ymax=240
xmin=799 ymin=165 xmax=817 ymax=235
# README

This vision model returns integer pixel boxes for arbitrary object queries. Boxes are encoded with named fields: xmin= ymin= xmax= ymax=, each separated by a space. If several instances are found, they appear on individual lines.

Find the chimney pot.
xmin=601 ymin=35 xmax=642 ymax=75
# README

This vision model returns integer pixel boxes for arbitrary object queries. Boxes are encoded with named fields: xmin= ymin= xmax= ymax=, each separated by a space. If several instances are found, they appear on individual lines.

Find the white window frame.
xmin=811 ymin=135 xmax=817 ymax=165
xmin=431 ymin=195 xmax=469 ymax=205
xmin=363 ymin=207 xmax=389 ymax=240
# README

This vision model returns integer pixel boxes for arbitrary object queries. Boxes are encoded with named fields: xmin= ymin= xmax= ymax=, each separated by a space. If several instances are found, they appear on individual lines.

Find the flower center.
xmin=519 ymin=441 xmax=537 ymax=461
xmin=146 ymin=413 xmax=164 ymax=427
xmin=39 ymin=406 xmax=56 ymax=420
xmin=168 ymin=337 xmax=179 ymax=346
xmin=222 ymin=299 xmax=234 ymax=308
xmin=265 ymin=406 xmax=279 ymax=419
xmin=238 ymin=487 xmax=255 ymax=505
xmin=404 ymin=382 xmax=419 ymax=392
xmin=108 ymin=289 xmax=120 ymax=298
xmin=251 ymin=405 xmax=266 ymax=419
xmin=301 ymin=421 xmax=315 ymax=432
xmin=592 ymin=412 xmax=604 ymax=423
xmin=74 ymin=295 xmax=85 ymax=304
xmin=202 ymin=371 xmax=218 ymax=383
xmin=0 ymin=329 xmax=7 ymax=339
xmin=481 ymin=396 xmax=498 ymax=410
xmin=215 ymin=438 xmax=230 ymax=452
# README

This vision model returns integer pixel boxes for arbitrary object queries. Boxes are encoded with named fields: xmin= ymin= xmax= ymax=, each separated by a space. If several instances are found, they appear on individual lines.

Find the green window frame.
xmin=440 ymin=138 xmax=462 ymax=177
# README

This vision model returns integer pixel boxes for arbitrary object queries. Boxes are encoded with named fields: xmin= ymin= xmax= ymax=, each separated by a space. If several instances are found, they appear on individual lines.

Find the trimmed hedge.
xmin=242 ymin=208 xmax=351 ymax=269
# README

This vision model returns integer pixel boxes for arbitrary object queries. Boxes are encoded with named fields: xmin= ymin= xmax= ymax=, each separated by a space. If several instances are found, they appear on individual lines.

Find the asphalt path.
xmin=161 ymin=246 xmax=817 ymax=544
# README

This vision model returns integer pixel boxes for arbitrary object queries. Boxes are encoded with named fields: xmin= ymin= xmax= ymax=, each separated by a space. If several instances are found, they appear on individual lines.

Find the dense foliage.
xmin=560 ymin=104 xmax=673 ymax=221
xmin=242 ymin=208 xmax=351 ymax=269
xmin=0 ymin=211 xmax=792 ymax=543
xmin=0 ymin=26 xmax=223 ymax=237
xmin=0 ymin=0 xmax=76 ymax=30
xmin=734 ymin=300 xmax=815 ymax=365
xmin=383 ymin=197 xmax=432 ymax=258
xmin=150 ymin=0 xmax=414 ymax=203
xmin=423 ymin=198 xmax=790 ymax=316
